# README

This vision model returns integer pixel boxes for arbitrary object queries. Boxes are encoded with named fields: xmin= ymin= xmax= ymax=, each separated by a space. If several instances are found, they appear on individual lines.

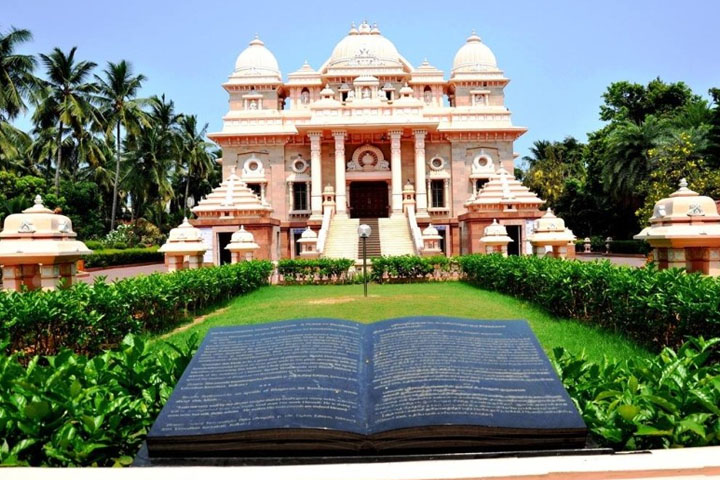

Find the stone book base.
xmin=143 ymin=317 xmax=587 ymax=461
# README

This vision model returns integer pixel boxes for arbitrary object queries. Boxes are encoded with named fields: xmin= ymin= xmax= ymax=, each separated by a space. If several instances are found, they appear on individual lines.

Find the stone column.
xmin=443 ymin=178 xmax=450 ymax=210
xmin=39 ymin=264 xmax=59 ymax=290
xmin=308 ymin=131 xmax=323 ymax=220
xmin=667 ymin=248 xmax=686 ymax=270
xmin=333 ymin=131 xmax=347 ymax=216
xmin=414 ymin=129 xmax=429 ymax=216
xmin=389 ymin=129 xmax=403 ymax=215
xmin=287 ymin=181 xmax=294 ymax=212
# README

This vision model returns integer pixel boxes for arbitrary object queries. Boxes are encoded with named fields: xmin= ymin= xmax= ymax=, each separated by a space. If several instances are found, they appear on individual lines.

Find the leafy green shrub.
xmin=277 ymin=258 xmax=354 ymax=284
xmin=0 ymin=261 xmax=273 ymax=356
xmin=459 ymin=254 xmax=720 ymax=350
xmin=371 ymin=255 xmax=456 ymax=282
xmin=84 ymin=240 xmax=103 ymax=251
xmin=553 ymin=337 xmax=720 ymax=450
xmin=0 ymin=334 xmax=197 ymax=466
xmin=83 ymin=247 xmax=163 ymax=269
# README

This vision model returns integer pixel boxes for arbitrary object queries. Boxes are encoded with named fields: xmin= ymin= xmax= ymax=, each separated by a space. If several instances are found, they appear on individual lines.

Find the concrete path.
xmin=575 ymin=254 xmax=646 ymax=268
xmin=79 ymin=263 xmax=166 ymax=283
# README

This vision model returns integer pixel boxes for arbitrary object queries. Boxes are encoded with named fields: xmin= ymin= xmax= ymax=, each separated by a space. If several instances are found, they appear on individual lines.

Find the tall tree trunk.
xmin=54 ymin=120 xmax=63 ymax=195
xmin=184 ymin=165 xmax=191 ymax=217
xmin=110 ymin=122 xmax=121 ymax=230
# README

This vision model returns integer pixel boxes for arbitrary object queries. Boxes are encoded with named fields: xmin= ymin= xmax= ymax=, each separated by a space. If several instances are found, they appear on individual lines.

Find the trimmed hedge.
xmin=277 ymin=258 xmax=354 ymax=284
xmin=83 ymin=247 xmax=164 ymax=269
xmin=0 ymin=261 xmax=273 ymax=356
xmin=371 ymin=255 xmax=456 ymax=282
xmin=459 ymin=254 xmax=720 ymax=350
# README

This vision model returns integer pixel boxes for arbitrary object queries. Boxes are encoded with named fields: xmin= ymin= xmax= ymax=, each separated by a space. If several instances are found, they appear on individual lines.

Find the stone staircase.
xmin=357 ymin=218 xmax=381 ymax=259
xmin=322 ymin=216 xmax=359 ymax=259
xmin=379 ymin=216 xmax=416 ymax=256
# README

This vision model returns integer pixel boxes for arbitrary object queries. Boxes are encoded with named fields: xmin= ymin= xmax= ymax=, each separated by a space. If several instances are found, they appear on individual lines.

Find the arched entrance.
xmin=349 ymin=181 xmax=389 ymax=218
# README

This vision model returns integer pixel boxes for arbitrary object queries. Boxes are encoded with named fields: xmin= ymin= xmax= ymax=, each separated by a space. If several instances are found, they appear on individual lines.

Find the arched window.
xmin=423 ymin=85 xmax=432 ymax=104
xmin=300 ymin=88 xmax=310 ymax=105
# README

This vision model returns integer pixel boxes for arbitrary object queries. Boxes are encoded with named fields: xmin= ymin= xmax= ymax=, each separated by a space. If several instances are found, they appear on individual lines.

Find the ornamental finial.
xmin=679 ymin=178 xmax=688 ymax=188
xmin=34 ymin=194 xmax=43 ymax=207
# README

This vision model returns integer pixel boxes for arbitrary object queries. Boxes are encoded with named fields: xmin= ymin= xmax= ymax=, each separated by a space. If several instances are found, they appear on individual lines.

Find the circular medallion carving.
xmin=429 ymin=156 xmax=445 ymax=171
xmin=291 ymin=155 xmax=309 ymax=174
xmin=472 ymin=154 xmax=493 ymax=173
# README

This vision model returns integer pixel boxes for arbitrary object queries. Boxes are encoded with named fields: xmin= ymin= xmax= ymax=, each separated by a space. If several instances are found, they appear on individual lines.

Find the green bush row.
xmin=370 ymin=255 xmax=456 ymax=282
xmin=459 ymin=254 xmax=720 ymax=350
xmin=0 ymin=334 xmax=197 ymax=467
xmin=277 ymin=258 xmax=354 ymax=281
xmin=0 ymin=261 xmax=273 ymax=356
xmin=553 ymin=337 xmax=720 ymax=450
xmin=83 ymin=247 xmax=164 ymax=269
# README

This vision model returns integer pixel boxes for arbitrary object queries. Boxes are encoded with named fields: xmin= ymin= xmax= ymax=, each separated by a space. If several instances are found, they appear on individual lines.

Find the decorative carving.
xmin=242 ymin=156 xmax=265 ymax=177
xmin=472 ymin=153 xmax=494 ymax=174
xmin=58 ymin=219 xmax=71 ymax=233
xmin=348 ymin=144 xmax=388 ymax=171
xmin=688 ymin=203 xmax=705 ymax=216
xmin=291 ymin=155 xmax=309 ymax=174
xmin=429 ymin=156 xmax=446 ymax=171
xmin=18 ymin=220 xmax=35 ymax=233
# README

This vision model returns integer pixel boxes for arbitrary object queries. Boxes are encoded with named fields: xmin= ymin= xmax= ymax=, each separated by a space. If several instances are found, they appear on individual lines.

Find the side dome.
xmin=232 ymin=36 xmax=281 ymax=80
xmin=452 ymin=31 xmax=498 ymax=75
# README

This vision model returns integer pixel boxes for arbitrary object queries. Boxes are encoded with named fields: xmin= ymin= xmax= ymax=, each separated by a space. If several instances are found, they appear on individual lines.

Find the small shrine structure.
xmin=158 ymin=218 xmax=208 ymax=272
xmin=421 ymin=224 xmax=443 ymax=256
xmin=527 ymin=209 xmax=575 ymax=259
xmin=460 ymin=168 xmax=544 ymax=255
xmin=297 ymin=227 xmax=319 ymax=258
xmin=479 ymin=219 xmax=513 ymax=256
xmin=191 ymin=167 xmax=280 ymax=263
xmin=226 ymin=225 xmax=260 ymax=263
xmin=0 ymin=195 xmax=91 ymax=291
xmin=634 ymin=179 xmax=720 ymax=276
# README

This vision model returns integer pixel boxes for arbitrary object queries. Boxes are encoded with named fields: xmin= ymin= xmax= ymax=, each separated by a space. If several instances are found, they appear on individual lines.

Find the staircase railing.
xmin=406 ymin=206 xmax=424 ymax=255
xmin=316 ymin=208 xmax=333 ymax=254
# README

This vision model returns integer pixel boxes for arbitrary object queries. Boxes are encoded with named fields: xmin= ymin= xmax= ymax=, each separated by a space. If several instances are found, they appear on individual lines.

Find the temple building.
xmin=193 ymin=21 xmax=544 ymax=263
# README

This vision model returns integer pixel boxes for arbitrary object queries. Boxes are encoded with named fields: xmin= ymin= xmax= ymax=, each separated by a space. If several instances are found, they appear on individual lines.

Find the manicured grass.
xmin=153 ymin=282 xmax=650 ymax=363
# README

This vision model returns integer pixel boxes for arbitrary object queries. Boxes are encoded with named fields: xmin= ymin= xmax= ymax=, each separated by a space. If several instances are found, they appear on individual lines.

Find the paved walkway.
xmin=575 ymin=254 xmax=646 ymax=268
xmin=79 ymin=263 xmax=166 ymax=283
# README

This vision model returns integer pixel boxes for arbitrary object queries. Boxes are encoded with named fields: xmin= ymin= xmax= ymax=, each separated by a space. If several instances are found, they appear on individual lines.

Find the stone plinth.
xmin=0 ymin=195 xmax=91 ymax=291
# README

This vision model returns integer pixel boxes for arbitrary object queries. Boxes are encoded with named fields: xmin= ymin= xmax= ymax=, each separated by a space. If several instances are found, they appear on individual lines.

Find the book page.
xmin=367 ymin=317 xmax=585 ymax=434
xmin=149 ymin=320 xmax=367 ymax=438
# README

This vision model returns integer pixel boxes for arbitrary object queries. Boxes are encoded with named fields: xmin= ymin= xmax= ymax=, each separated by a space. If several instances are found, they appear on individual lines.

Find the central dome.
xmin=452 ymin=32 xmax=498 ymax=75
xmin=232 ymin=36 xmax=281 ymax=80
xmin=322 ymin=21 xmax=409 ymax=71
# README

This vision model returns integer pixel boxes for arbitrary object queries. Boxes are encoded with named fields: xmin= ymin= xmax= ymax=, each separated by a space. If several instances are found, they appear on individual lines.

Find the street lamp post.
xmin=357 ymin=224 xmax=371 ymax=297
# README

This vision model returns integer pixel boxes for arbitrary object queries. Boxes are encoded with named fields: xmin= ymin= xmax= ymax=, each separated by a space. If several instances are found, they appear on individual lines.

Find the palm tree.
xmin=601 ymin=116 xmax=669 ymax=207
xmin=36 ymin=47 xmax=98 ymax=194
xmin=178 ymin=115 xmax=214 ymax=215
xmin=0 ymin=26 xmax=37 ymax=121
xmin=94 ymin=60 xmax=147 ymax=230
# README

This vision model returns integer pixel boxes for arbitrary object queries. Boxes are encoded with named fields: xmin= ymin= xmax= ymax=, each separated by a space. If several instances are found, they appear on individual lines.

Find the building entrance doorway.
xmin=349 ymin=181 xmax=389 ymax=218
xmin=217 ymin=232 xmax=232 ymax=265
xmin=506 ymin=225 xmax=521 ymax=256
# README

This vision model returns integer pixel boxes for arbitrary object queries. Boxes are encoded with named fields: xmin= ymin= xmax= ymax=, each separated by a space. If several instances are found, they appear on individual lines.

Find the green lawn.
xmin=153 ymin=282 xmax=650 ymax=362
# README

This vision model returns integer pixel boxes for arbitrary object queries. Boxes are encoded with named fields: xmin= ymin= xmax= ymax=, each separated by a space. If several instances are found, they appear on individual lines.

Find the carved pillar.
xmin=414 ymin=129 xmax=428 ymax=216
xmin=389 ymin=129 xmax=403 ymax=215
xmin=443 ymin=178 xmax=450 ymax=210
xmin=287 ymin=180 xmax=294 ymax=212
xmin=306 ymin=181 xmax=311 ymax=211
xmin=308 ymin=131 xmax=323 ymax=219
xmin=333 ymin=131 xmax=347 ymax=216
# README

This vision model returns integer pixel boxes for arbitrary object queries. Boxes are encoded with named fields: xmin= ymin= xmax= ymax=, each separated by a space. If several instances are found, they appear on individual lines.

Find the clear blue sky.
xmin=5 ymin=0 xmax=720 ymax=161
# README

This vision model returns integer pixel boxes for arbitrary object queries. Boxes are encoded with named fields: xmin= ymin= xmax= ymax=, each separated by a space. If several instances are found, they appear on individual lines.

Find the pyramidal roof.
xmin=192 ymin=168 xmax=272 ymax=218
xmin=465 ymin=168 xmax=544 ymax=210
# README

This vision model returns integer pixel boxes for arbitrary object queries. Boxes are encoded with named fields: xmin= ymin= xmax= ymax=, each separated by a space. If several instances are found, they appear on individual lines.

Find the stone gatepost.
xmin=635 ymin=179 xmax=720 ymax=276
xmin=527 ymin=209 xmax=576 ymax=259
xmin=226 ymin=225 xmax=260 ymax=263
xmin=0 ymin=195 xmax=91 ymax=291
xmin=158 ymin=218 xmax=208 ymax=272
xmin=478 ymin=219 xmax=513 ymax=256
